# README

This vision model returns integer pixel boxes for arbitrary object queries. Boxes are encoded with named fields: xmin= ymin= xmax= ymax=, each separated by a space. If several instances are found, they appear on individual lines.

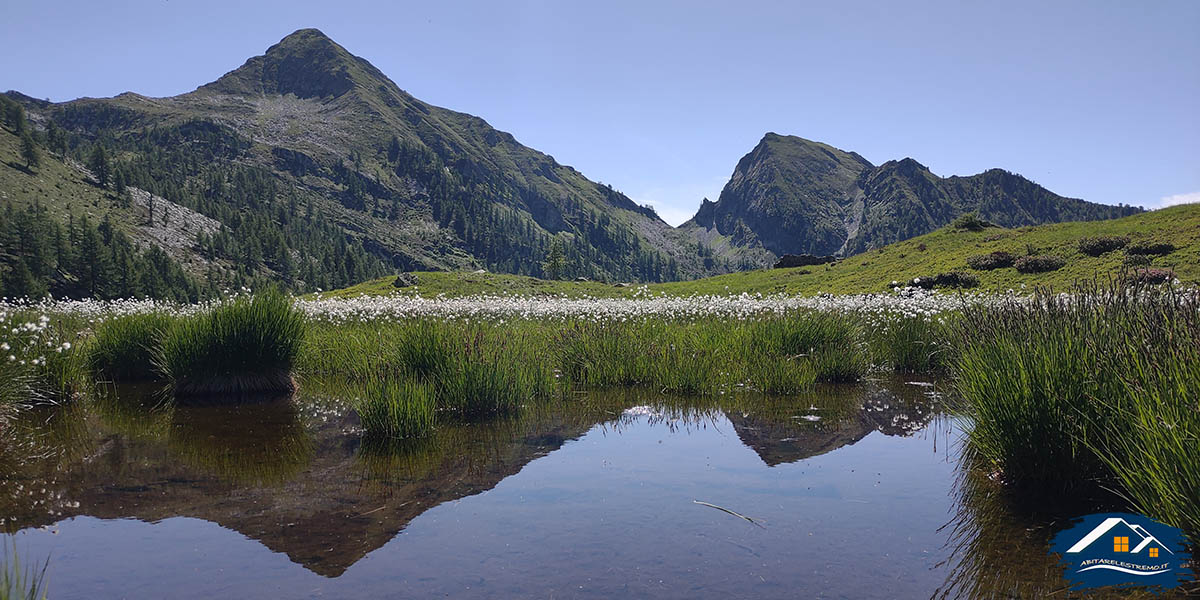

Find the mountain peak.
xmin=200 ymin=28 xmax=389 ymax=99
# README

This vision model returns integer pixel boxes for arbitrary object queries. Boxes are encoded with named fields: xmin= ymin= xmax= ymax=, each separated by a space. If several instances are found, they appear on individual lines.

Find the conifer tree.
xmin=19 ymin=131 xmax=39 ymax=169
xmin=88 ymin=145 xmax=111 ymax=188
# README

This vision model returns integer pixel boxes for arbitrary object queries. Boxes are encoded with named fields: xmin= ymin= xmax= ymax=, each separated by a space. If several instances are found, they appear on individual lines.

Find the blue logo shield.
xmin=1050 ymin=512 xmax=1193 ymax=592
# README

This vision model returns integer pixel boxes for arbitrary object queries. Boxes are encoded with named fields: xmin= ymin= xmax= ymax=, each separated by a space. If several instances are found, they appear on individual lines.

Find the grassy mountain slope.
xmin=684 ymin=133 xmax=1142 ymax=262
xmin=325 ymin=204 xmax=1200 ymax=298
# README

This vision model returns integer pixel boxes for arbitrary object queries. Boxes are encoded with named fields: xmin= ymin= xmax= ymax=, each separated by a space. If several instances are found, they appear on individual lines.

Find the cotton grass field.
xmin=1 ymin=282 xmax=1197 ymax=557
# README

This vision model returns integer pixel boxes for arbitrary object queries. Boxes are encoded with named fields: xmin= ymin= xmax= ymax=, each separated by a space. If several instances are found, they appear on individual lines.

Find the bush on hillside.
xmin=908 ymin=271 xmax=980 ymax=289
xmin=1014 ymin=255 xmax=1066 ymax=274
xmin=1125 ymin=268 xmax=1176 ymax=286
xmin=966 ymin=251 xmax=1016 ymax=271
xmin=952 ymin=213 xmax=995 ymax=231
xmin=1077 ymin=235 xmax=1129 ymax=256
xmin=1126 ymin=241 xmax=1175 ymax=256
xmin=1122 ymin=254 xmax=1152 ymax=268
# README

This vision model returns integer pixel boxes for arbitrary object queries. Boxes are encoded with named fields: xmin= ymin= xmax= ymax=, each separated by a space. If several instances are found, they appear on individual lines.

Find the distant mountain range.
xmin=0 ymin=29 xmax=1143 ymax=298
xmin=680 ymin=133 xmax=1141 ymax=263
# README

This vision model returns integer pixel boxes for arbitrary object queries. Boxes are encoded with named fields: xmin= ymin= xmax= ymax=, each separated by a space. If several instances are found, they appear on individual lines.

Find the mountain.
xmin=1 ymin=28 xmax=717 ymax=300
xmin=0 ymin=29 xmax=1146 ymax=301
xmin=682 ymin=133 xmax=1142 ymax=261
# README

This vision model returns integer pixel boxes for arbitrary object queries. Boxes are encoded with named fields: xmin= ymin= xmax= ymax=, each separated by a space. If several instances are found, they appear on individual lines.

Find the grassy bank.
xmin=296 ymin=309 xmax=914 ymax=443
xmin=320 ymin=204 xmax=1200 ymax=299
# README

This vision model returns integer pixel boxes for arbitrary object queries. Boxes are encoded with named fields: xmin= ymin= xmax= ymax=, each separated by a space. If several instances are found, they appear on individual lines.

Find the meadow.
xmin=0 ymin=281 xmax=1196 ymax=544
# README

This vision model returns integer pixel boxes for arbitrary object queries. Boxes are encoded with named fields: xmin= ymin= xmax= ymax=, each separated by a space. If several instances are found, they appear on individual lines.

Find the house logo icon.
xmin=1050 ymin=512 xmax=1194 ymax=592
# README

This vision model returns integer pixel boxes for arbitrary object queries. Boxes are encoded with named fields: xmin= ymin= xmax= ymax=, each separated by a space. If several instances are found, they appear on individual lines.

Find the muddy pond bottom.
xmin=1 ymin=379 xmax=1142 ymax=598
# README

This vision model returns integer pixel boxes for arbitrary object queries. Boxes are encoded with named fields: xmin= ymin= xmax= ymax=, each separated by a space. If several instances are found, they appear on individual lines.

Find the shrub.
xmin=966 ymin=251 xmax=1016 ymax=271
xmin=951 ymin=213 xmax=994 ymax=231
xmin=1077 ymin=235 xmax=1129 ymax=256
xmin=1013 ymin=255 xmax=1065 ymax=273
xmin=1122 ymin=253 xmax=1152 ymax=268
xmin=1125 ymin=241 xmax=1175 ymax=256
xmin=88 ymin=312 xmax=176 ymax=381
xmin=1124 ymin=268 xmax=1175 ymax=285
xmin=157 ymin=289 xmax=307 ymax=397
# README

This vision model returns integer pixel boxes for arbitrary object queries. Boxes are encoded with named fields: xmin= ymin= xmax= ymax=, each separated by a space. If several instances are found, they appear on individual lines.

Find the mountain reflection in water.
xmin=8 ymin=377 xmax=1170 ymax=598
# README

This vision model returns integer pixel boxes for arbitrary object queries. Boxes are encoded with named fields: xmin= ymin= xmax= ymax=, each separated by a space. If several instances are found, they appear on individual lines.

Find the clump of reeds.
xmin=436 ymin=330 xmax=553 ymax=420
xmin=1 ymin=537 xmax=50 ymax=600
xmin=953 ymin=290 xmax=1114 ymax=493
xmin=868 ymin=313 xmax=952 ymax=373
xmin=0 ymin=312 xmax=90 ymax=408
xmin=751 ymin=311 xmax=867 ymax=383
xmin=353 ymin=379 xmax=436 ymax=441
xmin=953 ymin=282 xmax=1200 ymax=535
xmin=87 ymin=312 xmax=176 ymax=381
xmin=157 ymin=289 xmax=307 ymax=397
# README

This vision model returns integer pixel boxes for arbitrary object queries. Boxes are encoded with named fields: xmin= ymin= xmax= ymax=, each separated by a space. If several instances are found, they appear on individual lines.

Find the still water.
xmin=0 ymin=379 xmax=1189 ymax=598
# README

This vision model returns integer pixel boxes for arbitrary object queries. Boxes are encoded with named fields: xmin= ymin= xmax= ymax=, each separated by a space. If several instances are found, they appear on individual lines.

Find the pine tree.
xmin=88 ymin=145 xmax=111 ymax=188
xmin=20 ymin=131 xmax=39 ymax=169
xmin=543 ymin=239 xmax=566 ymax=280
xmin=114 ymin=168 xmax=126 ymax=197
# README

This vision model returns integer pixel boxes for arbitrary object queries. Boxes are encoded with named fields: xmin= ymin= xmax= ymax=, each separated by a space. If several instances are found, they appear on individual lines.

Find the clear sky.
xmin=4 ymin=0 xmax=1198 ymax=224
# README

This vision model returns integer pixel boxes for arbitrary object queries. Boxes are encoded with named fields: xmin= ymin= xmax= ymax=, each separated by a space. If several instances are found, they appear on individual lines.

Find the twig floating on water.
xmin=693 ymin=500 xmax=766 ymax=528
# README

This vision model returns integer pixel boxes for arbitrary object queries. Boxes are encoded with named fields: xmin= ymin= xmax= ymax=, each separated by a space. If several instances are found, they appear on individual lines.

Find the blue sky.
xmin=5 ymin=0 xmax=1197 ymax=224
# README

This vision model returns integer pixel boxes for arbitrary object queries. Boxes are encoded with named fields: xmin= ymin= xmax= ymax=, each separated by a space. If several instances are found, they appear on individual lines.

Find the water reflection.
xmin=14 ymin=376 xmax=1138 ymax=598
xmin=934 ymin=450 xmax=1200 ymax=599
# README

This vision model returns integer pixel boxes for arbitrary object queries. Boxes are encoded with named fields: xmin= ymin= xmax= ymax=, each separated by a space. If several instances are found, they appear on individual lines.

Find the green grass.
xmin=1 ymin=538 xmax=49 ymax=600
xmin=352 ymin=379 xmax=437 ymax=443
xmin=320 ymin=204 xmax=1200 ymax=299
xmin=87 ymin=312 xmax=176 ymax=381
xmin=952 ymin=284 xmax=1200 ymax=535
xmin=303 ymin=310 xmax=876 ymax=437
xmin=157 ymin=289 xmax=307 ymax=396
xmin=867 ymin=314 xmax=953 ymax=373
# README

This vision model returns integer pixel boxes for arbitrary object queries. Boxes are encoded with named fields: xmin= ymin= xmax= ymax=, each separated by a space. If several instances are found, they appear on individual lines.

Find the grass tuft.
xmin=1 ymin=537 xmax=49 ymax=600
xmin=157 ymin=289 xmax=306 ymax=397
xmin=88 ymin=312 xmax=176 ymax=381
